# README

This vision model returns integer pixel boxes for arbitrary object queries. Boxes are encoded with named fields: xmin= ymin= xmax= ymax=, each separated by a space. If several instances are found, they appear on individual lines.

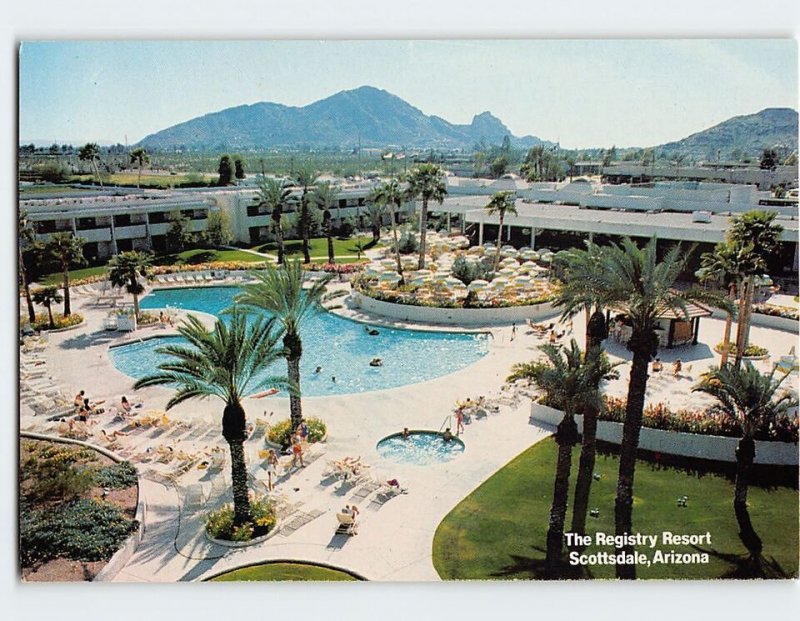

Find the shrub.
xmin=268 ymin=417 xmax=327 ymax=448
xmin=20 ymin=498 xmax=138 ymax=566
xmin=22 ymin=458 xmax=96 ymax=504
xmin=397 ymin=231 xmax=419 ymax=254
xmin=94 ymin=461 xmax=138 ymax=489
xmin=24 ymin=312 xmax=84 ymax=331
xmin=715 ymin=341 xmax=769 ymax=357
xmin=205 ymin=495 xmax=276 ymax=541
xmin=451 ymin=254 xmax=493 ymax=286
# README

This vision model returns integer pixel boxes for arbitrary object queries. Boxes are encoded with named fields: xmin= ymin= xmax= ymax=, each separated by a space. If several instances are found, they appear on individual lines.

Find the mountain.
xmin=137 ymin=86 xmax=551 ymax=151
xmin=655 ymin=108 xmax=798 ymax=159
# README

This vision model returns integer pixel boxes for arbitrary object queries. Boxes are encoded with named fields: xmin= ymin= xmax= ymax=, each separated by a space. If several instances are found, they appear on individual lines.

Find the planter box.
xmin=529 ymin=402 xmax=798 ymax=466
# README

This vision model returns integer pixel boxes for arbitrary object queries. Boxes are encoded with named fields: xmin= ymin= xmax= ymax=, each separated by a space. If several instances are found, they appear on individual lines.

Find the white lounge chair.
xmin=335 ymin=512 xmax=358 ymax=535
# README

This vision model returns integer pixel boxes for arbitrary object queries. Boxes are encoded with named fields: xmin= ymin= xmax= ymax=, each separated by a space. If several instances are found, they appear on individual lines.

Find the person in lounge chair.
xmin=74 ymin=390 xmax=86 ymax=408
xmin=672 ymin=359 xmax=682 ymax=376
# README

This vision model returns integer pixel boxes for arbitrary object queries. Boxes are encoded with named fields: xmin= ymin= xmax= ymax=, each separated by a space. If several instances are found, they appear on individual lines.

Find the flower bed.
xmin=713 ymin=341 xmax=770 ymax=358
xmin=601 ymin=396 xmax=797 ymax=443
xmin=303 ymin=262 xmax=367 ymax=274
xmin=267 ymin=417 xmax=327 ymax=448
xmin=205 ymin=495 xmax=277 ymax=542
xmin=22 ymin=312 xmax=84 ymax=332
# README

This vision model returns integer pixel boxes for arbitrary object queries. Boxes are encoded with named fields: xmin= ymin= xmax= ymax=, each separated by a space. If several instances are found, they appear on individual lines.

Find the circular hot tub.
xmin=376 ymin=431 xmax=465 ymax=465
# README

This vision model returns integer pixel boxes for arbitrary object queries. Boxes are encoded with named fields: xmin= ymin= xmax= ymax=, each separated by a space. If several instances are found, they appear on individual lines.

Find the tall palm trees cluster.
xmin=521 ymin=211 xmax=790 ymax=578
xmin=135 ymin=261 xmax=330 ymax=528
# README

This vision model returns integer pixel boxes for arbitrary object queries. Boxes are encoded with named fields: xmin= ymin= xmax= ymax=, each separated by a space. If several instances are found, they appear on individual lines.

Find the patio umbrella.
xmin=468 ymin=279 xmax=489 ymax=292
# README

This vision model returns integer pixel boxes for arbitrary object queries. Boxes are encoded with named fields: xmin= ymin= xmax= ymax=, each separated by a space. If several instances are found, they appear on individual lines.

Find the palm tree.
xmin=256 ymin=175 xmax=293 ymax=265
xmin=107 ymin=251 xmax=153 ymax=319
xmin=312 ymin=181 xmax=340 ymax=264
xmin=364 ymin=202 xmax=386 ymax=243
xmin=134 ymin=311 xmax=288 ymax=526
xmin=563 ymin=237 xmax=720 ymax=579
xmin=78 ymin=142 xmax=103 ymax=187
xmin=552 ymin=242 xmax=610 ymax=539
xmin=693 ymin=364 xmax=797 ymax=566
xmin=235 ymin=261 xmax=331 ymax=429
xmin=698 ymin=241 xmax=747 ymax=366
xmin=484 ymin=191 xmax=518 ymax=269
xmin=31 ymin=287 xmax=63 ymax=329
xmin=405 ymin=164 xmax=447 ymax=269
xmin=18 ymin=210 xmax=39 ymax=323
xmin=293 ymin=167 xmax=320 ymax=264
xmin=370 ymin=179 xmax=406 ymax=280
xmin=727 ymin=211 xmax=783 ymax=367
xmin=46 ymin=232 xmax=86 ymax=317
xmin=508 ymin=340 xmax=619 ymax=572
xmin=129 ymin=147 xmax=149 ymax=189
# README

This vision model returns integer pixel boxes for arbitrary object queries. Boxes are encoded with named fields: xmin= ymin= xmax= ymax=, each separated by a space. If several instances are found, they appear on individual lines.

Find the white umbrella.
xmin=499 ymin=267 xmax=516 ymax=277
xmin=468 ymin=279 xmax=489 ymax=291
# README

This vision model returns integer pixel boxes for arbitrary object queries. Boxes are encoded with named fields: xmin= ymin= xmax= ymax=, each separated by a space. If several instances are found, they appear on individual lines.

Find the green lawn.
xmin=35 ymin=248 xmax=267 ymax=286
xmin=208 ymin=562 xmax=359 ymax=582
xmin=433 ymin=437 xmax=798 ymax=580
xmin=252 ymin=235 xmax=375 ymax=263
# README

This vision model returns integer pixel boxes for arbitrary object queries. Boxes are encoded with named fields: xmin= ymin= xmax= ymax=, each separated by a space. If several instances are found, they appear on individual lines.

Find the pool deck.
xmin=19 ymin=278 xmax=799 ymax=582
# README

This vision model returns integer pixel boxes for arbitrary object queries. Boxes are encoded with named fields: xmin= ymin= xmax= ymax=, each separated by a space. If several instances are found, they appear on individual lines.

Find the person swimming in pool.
xmin=369 ymin=357 xmax=383 ymax=367
xmin=315 ymin=366 xmax=322 ymax=374
xmin=442 ymin=428 xmax=454 ymax=442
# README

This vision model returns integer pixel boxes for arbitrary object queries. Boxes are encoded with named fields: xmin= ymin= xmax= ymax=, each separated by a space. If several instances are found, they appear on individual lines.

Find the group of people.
xmin=72 ymin=389 xmax=105 ymax=422
xmin=650 ymin=358 xmax=683 ymax=376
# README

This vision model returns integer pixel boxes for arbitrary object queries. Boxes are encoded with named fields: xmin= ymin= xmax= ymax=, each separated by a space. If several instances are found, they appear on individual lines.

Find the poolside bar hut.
xmin=607 ymin=299 xmax=713 ymax=348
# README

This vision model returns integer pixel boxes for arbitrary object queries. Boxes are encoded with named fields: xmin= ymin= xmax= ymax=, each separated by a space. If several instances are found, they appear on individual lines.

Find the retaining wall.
xmin=529 ymin=403 xmax=798 ymax=466
xmin=710 ymin=308 xmax=799 ymax=334
xmin=350 ymin=291 xmax=559 ymax=326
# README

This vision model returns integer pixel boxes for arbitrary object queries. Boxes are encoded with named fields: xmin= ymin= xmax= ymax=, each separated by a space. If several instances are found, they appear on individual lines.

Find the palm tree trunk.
xmin=62 ymin=268 xmax=71 ymax=316
xmin=221 ymin=401 xmax=252 ymax=526
xmin=390 ymin=202 xmax=403 ymax=282
xmin=614 ymin=338 xmax=653 ymax=580
xmin=274 ymin=219 xmax=285 ymax=265
xmin=19 ymin=247 xmax=36 ymax=322
xmin=92 ymin=159 xmax=104 ymax=188
xmin=733 ymin=437 xmax=762 ymax=561
xmin=720 ymin=313 xmax=732 ymax=366
xmin=571 ymin=307 xmax=606 ymax=539
xmin=734 ymin=277 xmax=753 ymax=367
xmin=137 ymin=163 xmax=142 ymax=189
xmin=546 ymin=415 xmax=579 ymax=572
xmin=495 ymin=212 xmax=505 ymax=269
xmin=132 ymin=291 xmax=140 ymax=320
xmin=418 ymin=199 xmax=429 ymax=269
xmin=327 ymin=228 xmax=335 ymax=264
xmin=285 ymin=331 xmax=303 ymax=430
xmin=301 ymin=197 xmax=311 ymax=264
xmin=46 ymin=304 xmax=55 ymax=329
xmin=227 ymin=439 xmax=252 ymax=526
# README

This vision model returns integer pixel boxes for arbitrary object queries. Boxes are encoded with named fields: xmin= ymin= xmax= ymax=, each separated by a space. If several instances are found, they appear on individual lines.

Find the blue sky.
xmin=18 ymin=39 xmax=797 ymax=149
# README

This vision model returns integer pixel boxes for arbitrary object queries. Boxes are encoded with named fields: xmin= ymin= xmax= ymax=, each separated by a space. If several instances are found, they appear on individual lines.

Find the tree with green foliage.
xmin=204 ymin=211 xmax=234 ymax=247
xmin=129 ymin=147 xmax=149 ymax=188
xmin=166 ymin=211 xmax=193 ymax=253
xmin=78 ymin=143 xmax=103 ymax=187
xmin=234 ymin=157 xmax=245 ymax=181
xmin=313 ymin=181 xmax=340 ymax=264
xmin=726 ymin=211 xmax=783 ymax=367
xmin=235 ymin=262 xmax=332 ymax=429
xmin=364 ymin=202 xmax=386 ymax=243
xmin=46 ymin=232 xmax=86 ymax=317
xmin=759 ymin=148 xmax=778 ymax=171
xmin=484 ymin=191 xmax=518 ymax=269
xmin=560 ymin=238 xmax=725 ymax=579
xmin=370 ymin=179 xmax=406 ymax=281
xmin=107 ymin=251 xmax=153 ymax=319
xmin=693 ymin=363 xmax=797 ymax=570
xmin=405 ymin=163 xmax=447 ymax=270
xmin=551 ymin=242 xmax=610 ymax=538
xmin=18 ymin=210 xmax=39 ymax=322
xmin=218 ymin=155 xmax=234 ymax=185
xmin=31 ymin=286 xmax=63 ymax=330
xmin=508 ymin=340 xmax=619 ymax=573
xmin=489 ymin=156 xmax=508 ymax=178
xmin=255 ymin=175 xmax=294 ymax=265
xmin=134 ymin=311 xmax=288 ymax=527
xmin=293 ymin=167 xmax=319 ymax=264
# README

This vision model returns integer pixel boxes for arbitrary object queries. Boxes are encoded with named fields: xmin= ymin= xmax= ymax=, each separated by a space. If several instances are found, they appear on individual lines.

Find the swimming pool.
xmin=376 ymin=431 xmax=465 ymax=465
xmin=109 ymin=286 xmax=489 ymax=397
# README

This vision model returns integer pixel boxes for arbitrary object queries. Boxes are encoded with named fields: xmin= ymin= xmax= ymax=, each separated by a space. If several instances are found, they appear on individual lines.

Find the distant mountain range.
xmin=35 ymin=86 xmax=794 ymax=158
xmin=137 ymin=86 xmax=552 ymax=151
xmin=655 ymin=108 xmax=798 ymax=160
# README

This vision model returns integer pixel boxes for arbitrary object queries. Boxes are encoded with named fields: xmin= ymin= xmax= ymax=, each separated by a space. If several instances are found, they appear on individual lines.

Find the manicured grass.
xmin=209 ymin=562 xmax=358 ymax=582
xmin=37 ymin=265 xmax=109 ymax=286
xmin=154 ymin=248 xmax=268 ymax=265
xmin=252 ymin=235 xmax=376 ymax=262
xmin=433 ymin=437 xmax=798 ymax=580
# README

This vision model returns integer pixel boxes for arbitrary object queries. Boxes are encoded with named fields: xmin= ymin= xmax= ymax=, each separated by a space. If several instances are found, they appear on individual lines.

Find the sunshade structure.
xmin=608 ymin=298 xmax=713 ymax=349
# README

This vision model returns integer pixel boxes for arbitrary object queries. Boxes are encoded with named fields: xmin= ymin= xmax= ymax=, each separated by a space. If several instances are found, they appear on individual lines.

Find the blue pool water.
xmin=109 ymin=286 xmax=488 ymax=397
xmin=376 ymin=431 xmax=465 ymax=465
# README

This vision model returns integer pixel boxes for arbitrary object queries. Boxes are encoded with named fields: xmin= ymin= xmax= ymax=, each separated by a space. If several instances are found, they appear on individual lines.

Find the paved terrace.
xmin=19 ymin=277 xmax=799 ymax=582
